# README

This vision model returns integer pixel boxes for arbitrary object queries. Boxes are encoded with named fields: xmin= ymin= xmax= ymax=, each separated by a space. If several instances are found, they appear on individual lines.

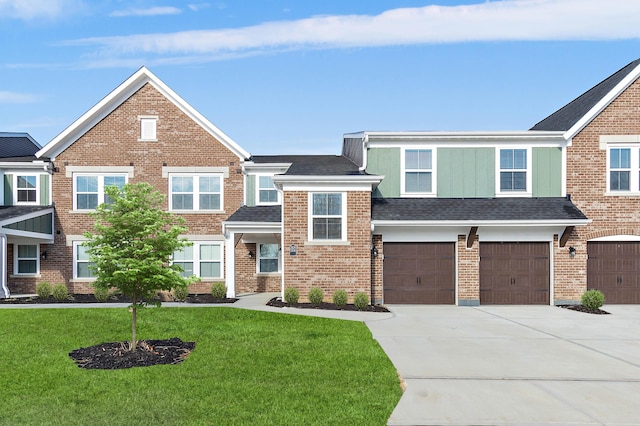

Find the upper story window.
xmin=309 ymin=192 xmax=346 ymax=241
xmin=609 ymin=148 xmax=632 ymax=191
xmin=258 ymin=243 xmax=280 ymax=273
xmin=257 ymin=175 xmax=278 ymax=205
xmin=74 ymin=174 xmax=127 ymax=210
xmin=15 ymin=244 xmax=39 ymax=275
xmin=173 ymin=241 xmax=223 ymax=279
xmin=403 ymin=149 xmax=434 ymax=195
xmin=139 ymin=117 xmax=157 ymax=141
xmin=15 ymin=175 xmax=38 ymax=204
xmin=497 ymin=148 xmax=530 ymax=196
xmin=169 ymin=174 xmax=222 ymax=211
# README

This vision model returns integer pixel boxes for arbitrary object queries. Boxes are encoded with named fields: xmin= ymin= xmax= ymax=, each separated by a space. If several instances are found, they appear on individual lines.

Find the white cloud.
xmin=0 ymin=0 xmax=81 ymax=20
xmin=65 ymin=0 xmax=640 ymax=64
xmin=110 ymin=6 xmax=181 ymax=17
xmin=0 ymin=91 xmax=39 ymax=103
xmin=188 ymin=3 xmax=210 ymax=12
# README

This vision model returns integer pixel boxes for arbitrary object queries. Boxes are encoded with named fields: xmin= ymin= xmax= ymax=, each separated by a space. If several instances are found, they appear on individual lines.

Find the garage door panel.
xmin=383 ymin=242 xmax=455 ymax=304
xmin=588 ymin=242 xmax=640 ymax=304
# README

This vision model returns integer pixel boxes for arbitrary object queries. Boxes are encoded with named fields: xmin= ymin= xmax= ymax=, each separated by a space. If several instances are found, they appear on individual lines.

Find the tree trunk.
xmin=131 ymin=293 xmax=137 ymax=352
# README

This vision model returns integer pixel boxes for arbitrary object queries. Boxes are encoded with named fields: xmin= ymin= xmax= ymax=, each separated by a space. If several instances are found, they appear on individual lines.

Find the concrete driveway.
xmin=365 ymin=305 xmax=640 ymax=425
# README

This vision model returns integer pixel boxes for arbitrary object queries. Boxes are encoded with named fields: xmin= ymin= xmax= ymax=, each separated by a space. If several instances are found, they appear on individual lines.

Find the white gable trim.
xmin=36 ymin=67 xmax=250 ymax=161
xmin=564 ymin=62 xmax=640 ymax=141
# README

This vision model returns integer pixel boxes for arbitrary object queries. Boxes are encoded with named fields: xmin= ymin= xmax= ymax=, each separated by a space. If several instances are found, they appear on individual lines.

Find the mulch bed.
xmin=558 ymin=304 xmax=610 ymax=315
xmin=267 ymin=297 xmax=390 ymax=312
xmin=69 ymin=337 xmax=195 ymax=369
xmin=0 ymin=294 xmax=237 ymax=304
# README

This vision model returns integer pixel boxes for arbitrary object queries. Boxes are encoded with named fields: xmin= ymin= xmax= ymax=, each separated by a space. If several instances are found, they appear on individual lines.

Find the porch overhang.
xmin=0 ymin=206 xmax=55 ymax=243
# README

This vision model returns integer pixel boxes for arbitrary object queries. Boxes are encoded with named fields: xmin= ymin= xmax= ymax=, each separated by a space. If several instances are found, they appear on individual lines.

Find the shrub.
xmin=333 ymin=290 xmax=348 ymax=308
xmin=582 ymin=289 xmax=605 ymax=310
xmin=52 ymin=284 xmax=69 ymax=301
xmin=211 ymin=282 xmax=227 ymax=300
xmin=36 ymin=282 xmax=52 ymax=299
xmin=173 ymin=285 xmax=189 ymax=302
xmin=284 ymin=287 xmax=299 ymax=304
xmin=308 ymin=287 xmax=324 ymax=305
xmin=353 ymin=292 xmax=369 ymax=311
xmin=94 ymin=287 xmax=110 ymax=302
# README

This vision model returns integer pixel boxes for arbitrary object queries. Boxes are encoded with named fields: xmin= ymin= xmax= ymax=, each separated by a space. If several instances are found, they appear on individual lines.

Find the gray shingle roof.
xmin=226 ymin=205 xmax=281 ymax=223
xmin=0 ymin=133 xmax=41 ymax=160
xmin=251 ymin=155 xmax=363 ymax=176
xmin=531 ymin=59 xmax=640 ymax=131
xmin=372 ymin=197 xmax=588 ymax=222
xmin=0 ymin=205 xmax=52 ymax=222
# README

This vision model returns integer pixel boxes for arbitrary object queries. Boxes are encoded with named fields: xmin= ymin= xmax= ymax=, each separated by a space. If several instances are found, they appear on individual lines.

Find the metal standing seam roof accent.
xmin=225 ymin=205 xmax=281 ymax=223
xmin=371 ymin=197 xmax=588 ymax=222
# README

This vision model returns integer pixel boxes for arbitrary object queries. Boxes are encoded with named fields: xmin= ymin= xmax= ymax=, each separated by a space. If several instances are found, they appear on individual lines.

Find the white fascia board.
xmin=564 ymin=63 xmax=640 ymax=141
xmin=273 ymin=175 xmax=383 ymax=192
xmin=221 ymin=222 xmax=282 ymax=234
xmin=37 ymin=67 xmax=250 ymax=161
xmin=2 ymin=228 xmax=54 ymax=243
xmin=372 ymin=219 xmax=591 ymax=227
xmin=243 ymin=162 xmax=292 ymax=174
xmin=0 ymin=162 xmax=50 ymax=172
xmin=361 ymin=130 xmax=565 ymax=143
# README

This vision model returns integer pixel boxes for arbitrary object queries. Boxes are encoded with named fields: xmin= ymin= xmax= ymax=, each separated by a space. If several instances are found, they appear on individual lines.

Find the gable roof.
xmin=531 ymin=59 xmax=640 ymax=138
xmin=0 ymin=132 xmax=42 ymax=160
xmin=251 ymin=155 xmax=364 ymax=176
xmin=36 ymin=67 xmax=250 ymax=160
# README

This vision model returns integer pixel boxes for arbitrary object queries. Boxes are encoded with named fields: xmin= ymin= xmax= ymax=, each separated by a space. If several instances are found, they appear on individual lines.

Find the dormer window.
xmin=16 ymin=175 xmax=37 ymax=204
xmin=139 ymin=116 xmax=157 ymax=141
xmin=402 ymin=148 xmax=435 ymax=196
xmin=257 ymin=175 xmax=278 ymax=205
xmin=497 ymin=148 xmax=531 ymax=196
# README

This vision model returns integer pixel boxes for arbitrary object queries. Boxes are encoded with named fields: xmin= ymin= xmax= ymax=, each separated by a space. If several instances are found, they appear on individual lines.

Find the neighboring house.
xmin=4 ymin=59 xmax=640 ymax=305
xmin=0 ymin=133 xmax=54 ymax=297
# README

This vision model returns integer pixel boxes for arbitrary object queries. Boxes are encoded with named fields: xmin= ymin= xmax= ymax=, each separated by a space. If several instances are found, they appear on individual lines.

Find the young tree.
xmin=83 ymin=182 xmax=196 ymax=351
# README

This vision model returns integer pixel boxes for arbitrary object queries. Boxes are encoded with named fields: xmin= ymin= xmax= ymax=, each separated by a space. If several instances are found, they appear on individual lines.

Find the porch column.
xmin=0 ymin=234 xmax=8 ymax=298
xmin=224 ymin=231 xmax=236 ymax=298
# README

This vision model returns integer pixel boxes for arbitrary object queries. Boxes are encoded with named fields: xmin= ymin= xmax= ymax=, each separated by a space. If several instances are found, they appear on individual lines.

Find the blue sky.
xmin=1 ymin=0 xmax=640 ymax=155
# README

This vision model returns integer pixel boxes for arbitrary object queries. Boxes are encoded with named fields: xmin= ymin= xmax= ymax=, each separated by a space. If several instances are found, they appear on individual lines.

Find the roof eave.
xmin=372 ymin=219 xmax=591 ymax=227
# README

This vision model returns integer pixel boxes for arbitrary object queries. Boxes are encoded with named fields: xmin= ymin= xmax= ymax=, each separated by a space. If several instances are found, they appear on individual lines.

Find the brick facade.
xmin=235 ymin=242 xmax=281 ymax=294
xmin=457 ymin=234 xmax=480 ymax=305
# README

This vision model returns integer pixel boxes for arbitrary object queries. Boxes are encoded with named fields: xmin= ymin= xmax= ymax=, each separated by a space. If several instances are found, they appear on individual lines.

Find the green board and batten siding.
xmin=366 ymin=148 xmax=401 ymax=198
xmin=532 ymin=147 xmax=562 ymax=197
xmin=437 ymin=148 xmax=495 ymax=197
xmin=245 ymin=174 xmax=256 ymax=206
xmin=3 ymin=174 xmax=50 ymax=206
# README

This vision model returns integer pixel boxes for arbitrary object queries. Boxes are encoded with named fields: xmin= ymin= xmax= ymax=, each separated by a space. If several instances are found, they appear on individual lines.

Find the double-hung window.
xmin=73 ymin=242 xmax=96 ymax=279
xmin=257 ymin=175 xmax=278 ymax=204
xmin=15 ymin=244 xmax=38 ymax=275
xmin=16 ymin=175 xmax=38 ymax=204
xmin=170 ymin=174 xmax=222 ymax=211
xmin=609 ymin=148 xmax=632 ymax=191
xmin=404 ymin=149 xmax=434 ymax=194
xmin=74 ymin=174 xmax=126 ymax=210
xmin=173 ymin=242 xmax=223 ymax=279
xmin=258 ymin=243 xmax=280 ymax=273
xmin=310 ymin=192 xmax=345 ymax=241
xmin=498 ymin=149 xmax=529 ymax=194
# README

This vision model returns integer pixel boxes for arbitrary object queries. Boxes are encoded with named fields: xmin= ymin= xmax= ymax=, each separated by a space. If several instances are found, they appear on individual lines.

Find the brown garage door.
xmin=587 ymin=242 xmax=640 ymax=304
xmin=480 ymin=242 xmax=549 ymax=305
xmin=383 ymin=242 xmax=455 ymax=304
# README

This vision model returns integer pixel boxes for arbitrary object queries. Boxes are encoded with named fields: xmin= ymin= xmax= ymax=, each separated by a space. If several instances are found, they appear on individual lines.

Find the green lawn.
xmin=0 ymin=307 xmax=401 ymax=425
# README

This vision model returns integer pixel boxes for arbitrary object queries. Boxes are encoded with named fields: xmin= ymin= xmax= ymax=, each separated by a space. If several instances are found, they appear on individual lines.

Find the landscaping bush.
xmin=333 ymin=290 xmax=348 ymax=308
xmin=173 ymin=285 xmax=189 ymax=302
xmin=211 ymin=282 xmax=227 ymax=300
xmin=93 ymin=287 xmax=110 ymax=302
xmin=284 ymin=287 xmax=299 ymax=304
xmin=52 ymin=284 xmax=69 ymax=301
xmin=308 ymin=287 xmax=324 ymax=305
xmin=36 ymin=282 xmax=52 ymax=299
xmin=353 ymin=292 xmax=369 ymax=311
xmin=582 ymin=289 xmax=605 ymax=310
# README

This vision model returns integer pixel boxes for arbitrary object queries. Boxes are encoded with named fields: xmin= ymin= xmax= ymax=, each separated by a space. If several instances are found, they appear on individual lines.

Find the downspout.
xmin=359 ymin=134 xmax=369 ymax=172
xmin=1 ymin=234 xmax=8 ymax=298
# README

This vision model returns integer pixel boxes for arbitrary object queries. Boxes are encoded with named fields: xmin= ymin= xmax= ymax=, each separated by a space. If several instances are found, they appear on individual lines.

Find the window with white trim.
xmin=258 ymin=243 xmax=280 ymax=273
xmin=403 ymin=149 xmax=433 ymax=194
xmin=310 ymin=192 xmax=346 ymax=241
xmin=15 ymin=244 xmax=38 ymax=275
xmin=173 ymin=242 xmax=223 ymax=279
xmin=257 ymin=175 xmax=278 ymax=204
xmin=140 ymin=117 xmax=157 ymax=141
xmin=73 ymin=242 xmax=96 ymax=279
xmin=608 ymin=147 xmax=634 ymax=192
xmin=170 ymin=174 xmax=222 ymax=211
xmin=15 ymin=175 xmax=38 ymax=204
xmin=498 ymin=149 xmax=529 ymax=193
xmin=73 ymin=174 xmax=127 ymax=210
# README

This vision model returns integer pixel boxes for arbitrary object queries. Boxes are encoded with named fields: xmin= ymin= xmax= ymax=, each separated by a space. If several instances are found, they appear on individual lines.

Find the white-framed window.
xmin=258 ymin=243 xmax=280 ymax=273
xmin=15 ymin=175 xmax=38 ymax=204
xmin=173 ymin=242 xmax=223 ymax=279
xmin=169 ymin=174 xmax=223 ymax=211
xmin=402 ymin=148 xmax=435 ymax=196
xmin=309 ymin=192 xmax=346 ymax=241
xmin=256 ymin=175 xmax=279 ymax=205
xmin=139 ymin=117 xmax=157 ymax=141
xmin=73 ymin=242 xmax=96 ymax=279
xmin=608 ymin=147 xmax=635 ymax=192
xmin=497 ymin=148 xmax=531 ymax=196
xmin=14 ymin=244 xmax=39 ymax=275
xmin=73 ymin=174 xmax=127 ymax=210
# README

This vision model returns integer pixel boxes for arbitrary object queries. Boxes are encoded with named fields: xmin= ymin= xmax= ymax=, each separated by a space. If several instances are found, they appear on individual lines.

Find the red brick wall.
xmin=558 ymin=77 xmax=640 ymax=302
xmin=458 ymin=234 xmax=479 ymax=305
xmin=282 ymin=190 xmax=372 ymax=303
xmin=235 ymin=242 xmax=281 ymax=294
xmin=371 ymin=235 xmax=383 ymax=304
xmin=30 ymin=83 xmax=244 ymax=295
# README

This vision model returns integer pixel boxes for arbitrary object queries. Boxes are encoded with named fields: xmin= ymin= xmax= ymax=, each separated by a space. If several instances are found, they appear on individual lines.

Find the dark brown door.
xmin=383 ymin=242 xmax=455 ymax=304
xmin=480 ymin=242 xmax=549 ymax=304
xmin=588 ymin=242 xmax=640 ymax=304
